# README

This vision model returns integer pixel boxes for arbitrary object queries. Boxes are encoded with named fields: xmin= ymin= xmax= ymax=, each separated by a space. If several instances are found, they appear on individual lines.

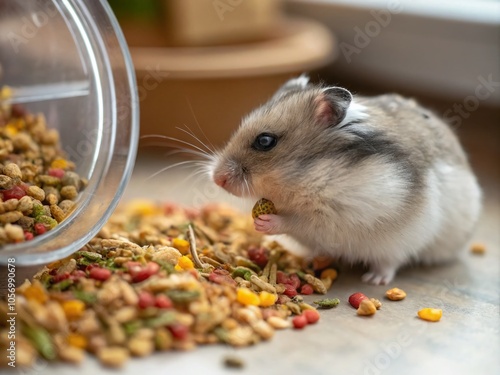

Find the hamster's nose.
xmin=214 ymin=173 xmax=228 ymax=188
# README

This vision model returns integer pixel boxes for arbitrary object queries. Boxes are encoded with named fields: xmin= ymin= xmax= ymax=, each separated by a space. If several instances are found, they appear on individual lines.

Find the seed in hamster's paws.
xmin=252 ymin=198 xmax=277 ymax=219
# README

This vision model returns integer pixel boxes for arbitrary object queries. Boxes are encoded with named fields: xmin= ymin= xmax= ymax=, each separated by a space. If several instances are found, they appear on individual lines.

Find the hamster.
xmin=210 ymin=75 xmax=482 ymax=285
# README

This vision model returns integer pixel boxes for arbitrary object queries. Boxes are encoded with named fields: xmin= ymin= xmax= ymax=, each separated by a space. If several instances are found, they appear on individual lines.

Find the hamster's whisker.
xmin=174 ymin=166 xmax=210 ymax=192
xmin=176 ymin=125 xmax=214 ymax=155
xmin=162 ymin=148 xmax=212 ymax=161
xmin=184 ymin=96 xmax=217 ymax=152
xmin=144 ymin=160 xmax=200 ymax=181
xmin=243 ymin=175 xmax=253 ymax=198
xmin=140 ymin=134 xmax=210 ymax=158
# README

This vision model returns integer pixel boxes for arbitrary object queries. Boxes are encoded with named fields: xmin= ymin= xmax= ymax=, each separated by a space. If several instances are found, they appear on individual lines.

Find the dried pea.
xmin=313 ymin=298 xmax=340 ymax=309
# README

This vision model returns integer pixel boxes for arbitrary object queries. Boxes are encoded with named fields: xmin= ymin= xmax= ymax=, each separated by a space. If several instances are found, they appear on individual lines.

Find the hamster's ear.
xmin=271 ymin=74 xmax=310 ymax=101
xmin=314 ymin=87 xmax=353 ymax=127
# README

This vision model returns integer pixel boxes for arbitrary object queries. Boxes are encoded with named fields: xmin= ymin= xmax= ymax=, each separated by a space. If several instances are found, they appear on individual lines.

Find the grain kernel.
xmin=386 ymin=287 xmax=406 ymax=301
xmin=60 ymin=185 xmax=78 ymax=200
xmin=370 ymin=298 xmax=382 ymax=309
xmin=3 ymin=163 xmax=22 ymax=179
xmin=470 ymin=242 xmax=486 ymax=255
xmin=4 ymin=222 xmax=24 ymax=240
xmin=50 ymin=204 xmax=66 ymax=222
xmin=357 ymin=299 xmax=377 ymax=316
xmin=0 ymin=175 xmax=14 ymax=189
xmin=62 ymin=300 xmax=86 ymax=320
xmin=97 ymin=347 xmax=129 ymax=368
xmin=236 ymin=288 xmax=260 ymax=306
xmin=258 ymin=291 xmax=277 ymax=307
xmin=27 ymin=185 xmax=45 ymax=201
xmin=267 ymin=316 xmax=291 ymax=329
xmin=417 ymin=308 xmax=442 ymax=322
xmin=172 ymin=238 xmax=190 ymax=254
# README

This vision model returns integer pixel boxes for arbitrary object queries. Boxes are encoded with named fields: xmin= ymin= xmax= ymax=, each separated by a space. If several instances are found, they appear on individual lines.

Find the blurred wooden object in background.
xmin=107 ymin=0 xmax=337 ymax=150
xmin=130 ymin=18 xmax=336 ymax=149
xmin=164 ymin=0 xmax=284 ymax=46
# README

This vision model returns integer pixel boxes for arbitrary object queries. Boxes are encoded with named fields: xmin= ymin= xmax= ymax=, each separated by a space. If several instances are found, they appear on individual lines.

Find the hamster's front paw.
xmin=254 ymin=214 xmax=283 ymax=235
xmin=361 ymin=265 xmax=397 ymax=285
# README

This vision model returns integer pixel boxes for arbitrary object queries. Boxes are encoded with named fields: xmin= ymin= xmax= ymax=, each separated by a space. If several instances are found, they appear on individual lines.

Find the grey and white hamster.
xmin=210 ymin=75 xmax=482 ymax=285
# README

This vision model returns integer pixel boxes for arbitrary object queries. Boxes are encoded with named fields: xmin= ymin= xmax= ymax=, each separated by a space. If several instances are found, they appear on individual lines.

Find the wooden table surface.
xmin=2 ymin=101 xmax=499 ymax=375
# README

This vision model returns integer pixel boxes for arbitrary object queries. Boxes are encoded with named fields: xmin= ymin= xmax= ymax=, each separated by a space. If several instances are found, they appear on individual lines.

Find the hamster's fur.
xmin=211 ymin=75 xmax=482 ymax=284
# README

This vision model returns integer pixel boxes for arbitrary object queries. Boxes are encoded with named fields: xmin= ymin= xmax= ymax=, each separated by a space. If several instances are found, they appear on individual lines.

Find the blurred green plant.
xmin=107 ymin=0 xmax=164 ymax=20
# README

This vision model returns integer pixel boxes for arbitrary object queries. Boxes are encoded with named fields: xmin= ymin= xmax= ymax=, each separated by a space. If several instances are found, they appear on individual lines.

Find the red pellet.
xmin=48 ymin=168 xmax=65 ymax=178
xmin=288 ymin=273 xmax=301 ymax=289
xmin=89 ymin=267 xmax=112 ymax=281
xmin=168 ymin=324 xmax=189 ymax=340
xmin=300 ymin=284 xmax=314 ymax=295
xmin=24 ymin=231 xmax=34 ymax=241
xmin=34 ymin=223 xmax=46 ymax=235
xmin=247 ymin=246 xmax=268 ymax=268
xmin=138 ymin=291 xmax=156 ymax=309
xmin=71 ymin=270 xmax=87 ymax=279
xmin=208 ymin=269 xmax=237 ymax=286
xmin=52 ymin=272 xmax=70 ymax=283
xmin=155 ymin=294 xmax=173 ymax=309
xmin=283 ymin=283 xmax=298 ymax=298
xmin=129 ymin=262 xmax=160 ymax=283
xmin=349 ymin=292 xmax=368 ymax=309
xmin=276 ymin=271 xmax=289 ymax=285
xmin=304 ymin=309 xmax=320 ymax=324
xmin=2 ymin=185 xmax=26 ymax=200
xmin=292 ymin=314 xmax=308 ymax=329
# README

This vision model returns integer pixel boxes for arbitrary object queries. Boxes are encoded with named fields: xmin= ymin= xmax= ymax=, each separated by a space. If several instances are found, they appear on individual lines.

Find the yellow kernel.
xmin=259 ymin=291 xmax=277 ymax=307
xmin=172 ymin=238 xmax=190 ymax=255
xmin=176 ymin=255 xmax=194 ymax=270
xmin=50 ymin=157 xmax=69 ymax=169
xmin=470 ymin=242 xmax=486 ymax=255
xmin=320 ymin=268 xmax=338 ymax=281
xmin=1 ymin=86 xmax=13 ymax=99
xmin=23 ymin=283 xmax=48 ymax=304
xmin=67 ymin=333 xmax=88 ymax=349
xmin=237 ymin=288 xmax=260 ymax=306
xmin=4 ymin=123 xmax=19 ymax=137
xmin=417 ymin=308 xmax=442 ymax=322
xmin=125 ymin=199 xmax=160 ymax=217
xmin=62 ymin=300 xmax=86 ymax=320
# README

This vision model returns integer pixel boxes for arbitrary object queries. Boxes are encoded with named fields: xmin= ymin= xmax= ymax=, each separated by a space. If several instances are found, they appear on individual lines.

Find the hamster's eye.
xmin=252 ymin=133 xmax=278 ymax=151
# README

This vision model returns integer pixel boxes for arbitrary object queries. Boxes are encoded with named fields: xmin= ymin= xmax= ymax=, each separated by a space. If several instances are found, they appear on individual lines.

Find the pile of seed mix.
xmin=0 ymin=200 xmax=338 ymax=368
xmin=0 ymin=87 xmax=86 ymax=244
